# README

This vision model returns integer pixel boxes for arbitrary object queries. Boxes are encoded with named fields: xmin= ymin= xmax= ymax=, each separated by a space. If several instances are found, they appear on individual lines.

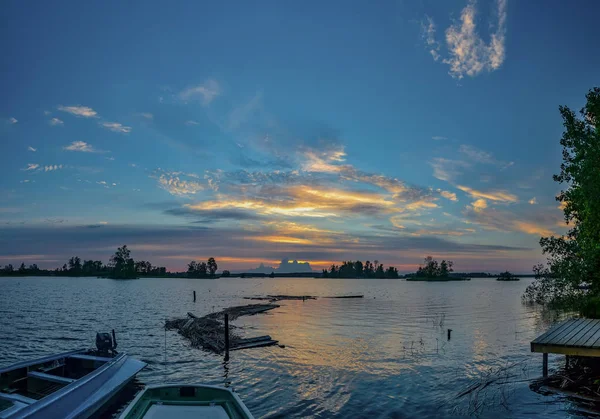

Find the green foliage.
xmin=109 ymin=245 xmax=137 ymax=279
xmin=524 ymin=88 xmax=600 ymax=309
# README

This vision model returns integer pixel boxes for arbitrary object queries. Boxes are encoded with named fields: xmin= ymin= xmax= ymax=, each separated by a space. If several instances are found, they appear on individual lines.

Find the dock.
xmin=531 ymin=318 xmax=600 ymax=376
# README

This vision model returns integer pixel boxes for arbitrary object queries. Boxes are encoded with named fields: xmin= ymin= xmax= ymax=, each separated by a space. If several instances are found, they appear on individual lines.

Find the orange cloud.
xmin=512 ymin=221 xmax=554 ymax=237
xmin=457 ymin=185 xmax=518 ymax=203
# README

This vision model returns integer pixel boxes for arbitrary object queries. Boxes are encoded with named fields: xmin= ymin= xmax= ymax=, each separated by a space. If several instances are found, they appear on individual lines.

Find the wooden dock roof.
xmin=531 ymin=318 xmax=600 ymax=357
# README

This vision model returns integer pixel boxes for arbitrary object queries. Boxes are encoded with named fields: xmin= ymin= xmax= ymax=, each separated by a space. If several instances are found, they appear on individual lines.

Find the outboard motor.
xmin=96 ymin=329 xmax=118 ymax=356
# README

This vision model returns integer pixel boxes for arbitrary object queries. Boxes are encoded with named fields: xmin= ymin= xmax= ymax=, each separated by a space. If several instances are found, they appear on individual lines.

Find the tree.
xmin=109 ymin=245 xmax=136 ymax=279
xmin=385 ymin=266 xmax=399 ymax=278
xmin=18 ymin=263 xmax=26 ymax=274
xmin=197 ymin=262 xmax=208 ymax=277
xmin=524 ymin=88 xmax=600 ymax=310
xmin=354 ymin=261 xmax=363 ymax=277
xmin=375 ymin=263 xmax=385 ymax=278
xmin=68 ymin=256 xmax=82 ymax=274
xmin=4 ymin=264 xmax=13 ymax=273
xmin=364 ymin=261 xmax=374 ymax=277
xmin=207 ymin=257 xmax=218 ymax=276
xmin=222 ymin=270 xmax=231 ymax=277
xmin=187 ymin=261 xmax=198 ymax=277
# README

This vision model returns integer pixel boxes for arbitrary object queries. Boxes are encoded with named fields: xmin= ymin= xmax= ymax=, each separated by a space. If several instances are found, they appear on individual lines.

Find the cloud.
xmin=49 ymin=118 xmax=64 ymax=126
xmin=471 ymin=198 xmax=488 ymax=212
xmin=442 ymin=0 xmax=507 ymax=79
xmin=9 ymin=117 xmax=18 ymax=124
xmin=439 ymin=190 xmax=458 ymax=201
xmin=57 ymin=105 xmax=98 ymax=118
xmin=100 ymin=122 xmax=132 ymax=133
xmin=154 ymin=170 xmax=205 ymax=196
xmin=28 ymin=146 xmax=37 ymax=152
xmin=528 ymin=197 xmax=537 ymax=205
xmin=44 ymin=165 xmax=63 ymax=172
xmin=179 ymin=79 xmax=220 ymax=105
xmin=430 ymin=158 xmax=470 ymax=182
xmin=138 ymin=113 xmax=153 ymax=119
xmin=456 ymin=185 xmax=517 ymax=203
xmin=459 ymin=144 xmax=495 ymax=164
xmin=421 ymin=16 xmax=441 ymax=61
xmin=63 ymin=141 xmax=104 ymax=153
xmin=432 ymin=136 xmax=447 ymax=140
xmin=24 ymin=164 xmax=39 ymax=171
xmin=185 ymin=120 xmax=199 ymax=126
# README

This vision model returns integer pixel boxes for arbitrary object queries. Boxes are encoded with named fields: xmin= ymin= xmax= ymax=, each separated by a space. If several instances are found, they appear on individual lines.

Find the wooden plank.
xmin=571 ymin=319 xmax=600 ymax=347
xmin=532 ymin=319 xmax=577 ymax=344
xmin=230 ymin=340 xmax=278 ymax=351
xmin=587 ymin=325 xmax=600 ymax=348
xmin=553 ymin=319 xmax=594 ymax=346
xmin=564 ymin=319 xmax=600 ymax=346
xmin=536 ymin=319 xmax=581 ymax=345
xmin=531 ymin=342 xmax=600 ymax=357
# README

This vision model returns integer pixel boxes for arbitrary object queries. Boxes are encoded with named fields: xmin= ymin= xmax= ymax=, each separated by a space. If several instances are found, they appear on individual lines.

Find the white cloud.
xmin=20 ymin=180 xmax=30 ymax=183
xmin=43 ymin=110 xmax=52 ymax=116
xmin=430 ymin=158 xmax=470 ymax=182
xmin=9 ymin=117 xmax=18 ymax=124
xmin=432 ymin=136 xmax=447 ymax=140
xmin=138 ymin=113 xmax=153 ymax=119
xmin=459 ymin=144 xmax=495 ymax=164
xmin=185 ymin=120 xmax=199 ymax=126
xmin=421 ymin=16 xmax=441 ymax=61
xmin=57 ymin=105 xmax=98 ymax=118
xmin=100 ymin=122 xmax=132 ymax=133
xmin=44 ymin=165 xmax=63 ymax=172
xmin=442 ymin=0 xmax=507 ymax=79
xmin=49 ymin=118 xmax=64 ymax=126
xmin=27 ymin=146 xmax=37 ymax=152
xmin=64 ymin=141 xmax=103 ymax=153
xmin=179 ymin=79 xmax=220 ymax=105
xmin=154 ymin=170 xmax=205 ymax=196
xmin=457 ymin=185 xmax=517 ymax=203
xmin=24 ymin=163 xmax=39 ymax=171
xmin=528 ymin=197 xmax=537 ymax=205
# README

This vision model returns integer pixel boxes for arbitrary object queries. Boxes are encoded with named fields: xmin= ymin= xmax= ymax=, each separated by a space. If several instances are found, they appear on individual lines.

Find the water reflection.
xmin=0 ymin=277 xmax=576 ymax=417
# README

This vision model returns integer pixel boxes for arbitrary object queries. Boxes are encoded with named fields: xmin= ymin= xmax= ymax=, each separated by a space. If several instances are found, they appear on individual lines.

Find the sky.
xmin=1 ymin=0 xmax=599 ymax=273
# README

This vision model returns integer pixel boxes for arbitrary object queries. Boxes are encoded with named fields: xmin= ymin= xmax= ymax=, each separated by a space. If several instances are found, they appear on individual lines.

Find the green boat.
xmin=118 ymin=384 xmax=254 ymax=419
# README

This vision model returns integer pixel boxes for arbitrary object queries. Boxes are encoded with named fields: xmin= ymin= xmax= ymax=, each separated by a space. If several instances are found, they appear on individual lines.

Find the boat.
xmin=0 ymin=331 xmax=146 ymax=419
xmin=119 ymin=384 xmax=255 ymax=419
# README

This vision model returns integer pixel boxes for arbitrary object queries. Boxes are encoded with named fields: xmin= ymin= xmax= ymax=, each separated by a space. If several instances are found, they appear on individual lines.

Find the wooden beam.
xmin=531 ymin=343 xmax=600 ymax=357
xmin=543 ymin=353 xmax=548 ymax=377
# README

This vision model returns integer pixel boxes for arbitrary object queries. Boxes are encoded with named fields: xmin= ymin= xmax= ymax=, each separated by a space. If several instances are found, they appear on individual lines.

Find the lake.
xmin=0 ymin=276 xmax=582 ymax=418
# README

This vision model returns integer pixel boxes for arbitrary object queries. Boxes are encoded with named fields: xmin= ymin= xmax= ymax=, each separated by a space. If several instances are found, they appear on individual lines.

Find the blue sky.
xmin=1 ymin=0 xmax=598 ymax=272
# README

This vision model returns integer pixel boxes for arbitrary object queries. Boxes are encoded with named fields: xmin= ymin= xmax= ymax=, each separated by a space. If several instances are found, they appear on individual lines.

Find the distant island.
xmin=496 ymin=271 xmax=519 ymax=281
xmin=405 ymin=256 xmax=470 ymax=281
xmin=245 ymin=259 xmax=313 ymax=274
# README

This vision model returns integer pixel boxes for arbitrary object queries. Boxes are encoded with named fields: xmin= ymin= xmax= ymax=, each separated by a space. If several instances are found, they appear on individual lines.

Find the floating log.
xmin=244 ymin=295 xmax=316 ymax=301
xmin=231 ymin=336 xmax=279 ymax=351
xmin=166 ymin=304 xmax=280 ymax=354
xmin=323 ymin=295 xmax=364 ymax=299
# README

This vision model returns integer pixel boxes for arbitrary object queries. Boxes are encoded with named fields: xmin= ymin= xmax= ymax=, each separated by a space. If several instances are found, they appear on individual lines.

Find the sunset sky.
xmin=1 ymin=0 xmax=598 ymax=273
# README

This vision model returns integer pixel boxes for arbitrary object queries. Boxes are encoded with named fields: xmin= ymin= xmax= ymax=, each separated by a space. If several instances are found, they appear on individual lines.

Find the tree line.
xmin=0 ymin=245 xmax=167 ymax=279
xmin=187 ymin=258 xmax=219 ymax=278
xmin=322 ymin=260 xmax=399 ymax=278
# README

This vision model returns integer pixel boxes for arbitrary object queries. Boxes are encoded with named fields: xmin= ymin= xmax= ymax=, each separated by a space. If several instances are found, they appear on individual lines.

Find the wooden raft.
xmin=531 ymin=318 xmax=600 ymax=376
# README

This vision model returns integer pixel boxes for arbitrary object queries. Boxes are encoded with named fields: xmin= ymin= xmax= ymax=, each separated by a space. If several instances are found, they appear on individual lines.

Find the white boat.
xmin=0 ymin=332 xmax=146 ymax=419
xmin=119 ymin=384 xmax=255 ymax=419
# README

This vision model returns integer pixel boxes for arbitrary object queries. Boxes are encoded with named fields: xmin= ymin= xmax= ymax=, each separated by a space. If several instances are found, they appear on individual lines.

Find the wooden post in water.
xmin=565 ymin=355 xmax=570 ymax=370
xmin=447 ymin=329 xmax=452 ymax=340
xmin=543 ymin=353 xmax=548 ymax=377
xmin=224 ymin=313 xmax=230 ymax=361
xmin=193 ymin=291 xmax=196 ymax=302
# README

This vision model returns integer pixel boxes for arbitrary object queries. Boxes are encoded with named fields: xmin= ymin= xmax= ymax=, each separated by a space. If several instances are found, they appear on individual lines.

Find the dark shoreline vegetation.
xmin=497 ymin=271 xmax=519 ymax=281
xmin=522 ymin=87 xmax=600 ymax=318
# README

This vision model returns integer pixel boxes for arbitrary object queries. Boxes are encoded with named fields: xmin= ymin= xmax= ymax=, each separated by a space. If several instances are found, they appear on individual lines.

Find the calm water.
xmin=0 ymin=277 xmax=584 ymax=418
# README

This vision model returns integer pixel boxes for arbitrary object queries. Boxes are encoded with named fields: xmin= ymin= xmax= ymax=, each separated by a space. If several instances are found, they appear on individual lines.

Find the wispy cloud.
xmin=442 ymin=0 xmax=507 ymax=79
xmin=185 ymin=120 xmax=199 ymax=126
xmin=439 ymin=190 xmax=458 ymax=201
xmin=430 ymin=158 xmax=470 ymax=182
xmin=100 ymin=122 xmax=132 ymax=133
xmin=44 ymin=165 xmax=63 ymax=172
xmin=138 ymin=113 xmax=153 ymax=119
xmin=179 ymin=79 xmax=220 ymax=105
xmin=432 ymin=135 xmax=447 ymax=140
xmin=421 ymin=16 xmax=441 ymax=61
xmin=63 ymin=141 xmax=105 ymax=153
xmin=153 ymin=170 xmax=205 ymax=197
xmin=27 ymin=146 xmax=37 ymax=152
xmin=24 ymin=163 xmax=39 ymax=171
xmin=9 ymin=117 xmax=18 ymax=124
xmin=57 ymin=105 xmax=98 ymax=118
xmin=49 ymin=118 xmax=64 ymax=126
xmin=528 ymin=197 xmax=537 ymax=205
xmin=459 ymin=144 xmax=495 ymax=164
xmin=457 ymin=185 xmax=517 ymax=203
